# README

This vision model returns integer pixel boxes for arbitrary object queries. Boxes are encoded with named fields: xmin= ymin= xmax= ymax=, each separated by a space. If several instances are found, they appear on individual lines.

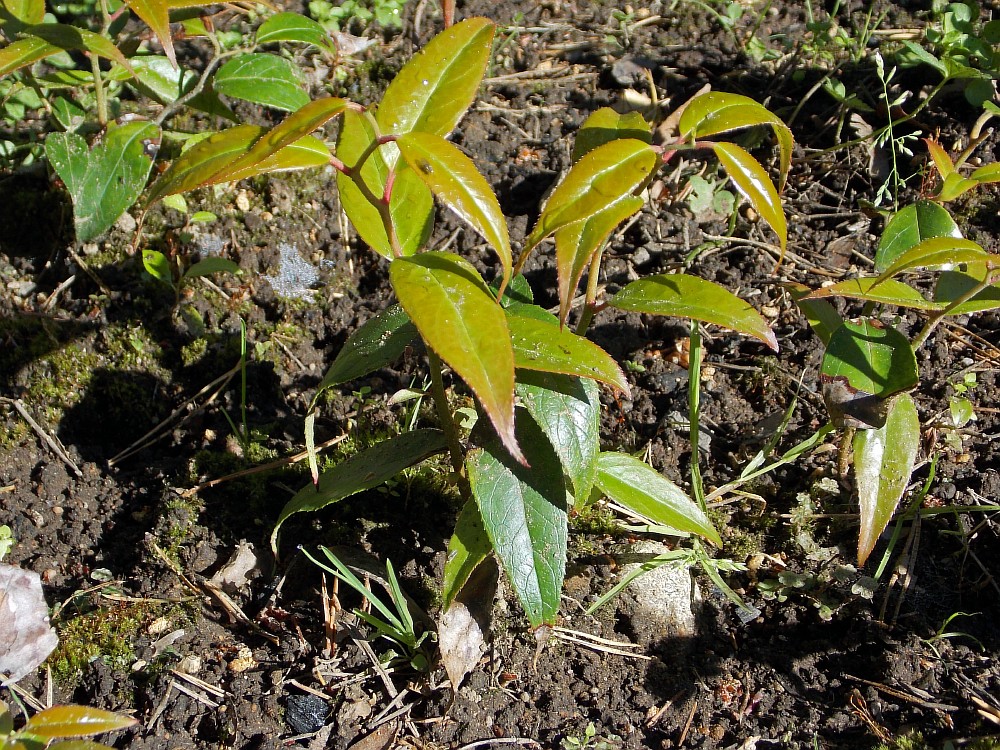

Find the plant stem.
xmin=91 ymin=55 xmax=108 ymax=126
xmin=687 ymin=320 xmax=706 ymax=513
xmin=426 ymin=348 xmax=471 ymax=501
xmin=574 ymin=246 xmax=605 ymax=335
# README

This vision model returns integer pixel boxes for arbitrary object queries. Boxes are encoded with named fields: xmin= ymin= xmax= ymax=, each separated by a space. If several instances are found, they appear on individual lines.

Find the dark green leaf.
xmin=269 ymin=429 xmax=448 ymax=553
xmin=934 ymin=265 xmax=1000 ymax=314
xmin=183 ymin=256 xmax=241 ymax=279
xmin=25 ymin=24 xmax=134 ymax=75
xmin=214 ymin=53 xmax=309 ymax=112
xmin=876 ymin=200 xmax=961 ymax=272
xmin=572 ymin=108 xmax=651 ymax=162
xmin=785 ymin=282 xmax=842 ymax=346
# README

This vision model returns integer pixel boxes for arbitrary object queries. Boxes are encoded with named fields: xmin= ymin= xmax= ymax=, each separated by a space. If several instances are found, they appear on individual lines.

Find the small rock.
xmin=285 ymin=694 xmax=330 ymax=734
xmin=116 ymin=211 xmax=137 ymax=233
xmin=624 ymin=541 xmax=701 ymax=644
xmin=235 ymin=189 xmax=251 ymax=212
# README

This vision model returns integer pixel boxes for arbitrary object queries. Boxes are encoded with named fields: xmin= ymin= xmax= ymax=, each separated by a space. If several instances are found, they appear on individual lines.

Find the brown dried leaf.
xmin=0 ymin=564 xmax=58 ymax=685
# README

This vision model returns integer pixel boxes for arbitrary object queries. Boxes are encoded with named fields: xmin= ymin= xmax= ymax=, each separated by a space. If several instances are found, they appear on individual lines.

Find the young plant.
xmin=0 ymin=700 xmax=137 ymax=750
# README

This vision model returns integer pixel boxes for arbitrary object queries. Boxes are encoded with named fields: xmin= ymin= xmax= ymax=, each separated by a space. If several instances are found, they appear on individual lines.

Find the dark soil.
xmin=3 ymin=1 xmax=1000 ymax=749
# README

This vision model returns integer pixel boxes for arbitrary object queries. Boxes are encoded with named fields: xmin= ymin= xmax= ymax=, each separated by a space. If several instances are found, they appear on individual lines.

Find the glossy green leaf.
xmin=23 ymin=706 xmax=137 ymax=739
xmin=26 ymin=24 xmax=134 ymax=75
xmin=390 ymin=252 xmax=521 ymax=462
xmin=594 ymin=452 xmax=721 ymax=545
xmin=146 ymin=125 xmax=262 ymax=203
xmin=875 ymin=236 xmax=992 ymax=284
xmin=46 ymin=120 xmax=160 ymax=242
xmin=270 ymin=429 xmax=448 ymax=553
xmin=214 ymin=53 xmax=309 ymax=112
xmin=142 ymin=249 xmax=172 ymax=284
xmin=507 ymin=306 xmax=629 ymax=394
xmin=442 ymin=499 xmax=493 ymax=609
xmin=854 ymin=393 xmax=919 ymax=566
xmin=876 ymin=200 xmax=961 ymax=272
xmin=786 ymin=282 xmax=841 ymax=346
xmin=397 ymin=131 xmax=510 ymax=289
xmin=2 ymin=0 xmax=44 ymax=25
xmin=376 ymin=17 xmax=494 ymax=168
xmin=336 ymin=108 xmax=433 ymax=257
xmin=126 ymin=56 xmax=234 ymax=119
xmin=256 ymin=12 xmax=334 ymax=52
xmin=806 ymin=278 xmax=941 ymax=311
xmin=678 ymin=91 xmax=793 ymax=190
xmin=124 ymin=0 xmax=175 ymax=68
xmin=184 ymin=256 xmax=240 ymax=279
xmin=711 ymin=141 xmax=787 ymax=255
xmin=934 ymin=265 xmax=1000 ymax=314
xmin=937 ymin=172 xmax=980 ymax=202
xmin=970 ymin=163 xmax=1000 ymax=183
xmin=247 ymin=134 xmax=329 ymax=173
xmin=517 ymin=371 xmax=600 ymax=506
xmin=312 ymin=304 xmax=417 ymax=402
xmin=0 ymin=36 xmax=59 ymax=77
xmin=525 ymin=139 xmax=657 ymax=252
xmin=467 ymin=410 xmax=567 ymax=627
xmin=572 ymin=108 xmax=651 ymax=162
xmin=924 ymin=137 xmax=954 ymax=178
xmin=554 ymin=194 xmax=643 ymax=325
xmin=609 ymin=273 xmax=778 ymax=351
xmin=46 ymin=741 xmax=116 ymax=749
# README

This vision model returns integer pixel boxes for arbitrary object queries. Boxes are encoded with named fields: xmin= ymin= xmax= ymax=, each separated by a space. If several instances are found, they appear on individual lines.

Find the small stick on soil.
xmin=1 ymin=397 xmax=82 ymax=477
xmin=677 ymin=699 xmax=698 ymax=746
xmin=551 ymin=626 xmax=650 ymax=660
xmin=843 ymin=674 xmax=958 ymax=712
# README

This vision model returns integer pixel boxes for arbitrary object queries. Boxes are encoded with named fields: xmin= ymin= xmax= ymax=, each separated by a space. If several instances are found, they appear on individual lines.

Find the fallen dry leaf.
xmin=0 ymin=563 xmax=59 ymax=685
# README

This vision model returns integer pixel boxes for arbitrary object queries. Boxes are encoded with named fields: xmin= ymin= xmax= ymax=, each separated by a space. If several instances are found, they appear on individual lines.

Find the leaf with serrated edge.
xmin=525 ymin=139 xmax=657 ymax=252
xmin=391 ymin=252 xmax=521 ymax=462
xmin=517 ymin=371 xmax=600 ymax=505
xmin=678 ymin=91 xmax=792 ymax=190
xmin=595 ymin=452 xmax=721 ymax=545
xmin=397 ymin=131 xmax=510 ymax=290
xmin=124 ymin=0 xmax=175 ymax=67
xmin=555 ymin=194 xmax=643 ymax=325
xmin=711 ymin=141 xmax=786 ymax=255
xmin=467 ymin=411 xmax=567 ymax=627
xmin=806 ymin=278 xmax=942 ymax=311
xmin=875 ymin=237 xmax=991 ymax=284
xmin=854 ymin=394 xmax=919 ymax=565
xmin=0 ymin=37 xmax=60 ymax=76
xmin=336 ymin=108 xmax=433 ymax=257
xmin=876 ymin=200 xmax=962 ymax=272
xmin=23 ymin=706 xmax=137 ymax=738
xmin=507 ymin=307 xmax=629 ymax=394
xmin=269 ymin=429 xmax=447 ymax=553
xmin=610 ymin=273 xmax=777 ymax=350
xmin=376 ymin=17 xmax=493 ymax=168
xmin=924 ymin=138 xmax=954 ymax=178
xmin=214 ymin=53 xmax=309 ymax=112
xmin=573 ymin=108 xmax=651 ymax=162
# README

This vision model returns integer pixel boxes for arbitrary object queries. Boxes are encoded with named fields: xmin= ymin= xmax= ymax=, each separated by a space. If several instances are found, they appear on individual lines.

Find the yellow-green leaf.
xmin=678 ymin=91 xmax=792 ymax=190
xmin=123 ymin=0 xmax=175 ymax=68
xmin=924 ymin=137 xmax=954 ymax=178
xmin=397 ymin=131 xmax=510 ymax=290
xmin=1 ymin=0 xmax=44 ymax=25
xmin=806 ymin=278 xmax=942 ymax=311
xmin=711 ymin=141 xmax=786 ymax=255
xmin=390 ymin=252 xmax=521 ymax=462
xmin=23 ymin=706 xmax=137 ymax=739
xmin=875 ymin=236 xmax=992 ymax=285
xmin=572 ymin=107 xmax=651 ymax=162
xmin=0 ymin=36 xmax=59 ymax=77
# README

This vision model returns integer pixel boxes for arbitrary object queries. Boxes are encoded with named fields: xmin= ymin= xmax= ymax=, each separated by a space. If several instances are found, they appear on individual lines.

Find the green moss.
xmin=51 ymin=602 xmax=162 ymax=682
xmin=181 ymin=337 xmax=209 ymax=366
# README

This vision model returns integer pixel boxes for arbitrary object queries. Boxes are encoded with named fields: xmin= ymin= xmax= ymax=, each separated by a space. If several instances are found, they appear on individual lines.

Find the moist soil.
xmin=2 ymin=1 xmax=1000 ymax=748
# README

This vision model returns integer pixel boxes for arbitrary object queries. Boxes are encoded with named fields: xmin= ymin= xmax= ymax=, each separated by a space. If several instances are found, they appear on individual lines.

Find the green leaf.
xmin=609 ymin=273 xmax=778 ymax=351
xmin=126 ymin=56 xmax=234 ymax=119
xmin=46 ymin=741 xmax=117 ymax=750
xmin=934 ymin=265 xmax=1000 ymax=314
xmin=876 ymin=200 xmax=961 ymax=272
xmin=123 ymin=0 xmax=175 ymax=68
xmin=806 ymin=277 xmax=941 ymax=311
xmin=256 ymin=11 xmax=334 ymax=52
xmin=269 ymin=429 xmax=448 ymax=553
xmin=390 ymin=251 xmax=521 ymax=462
xmin=23 ymin=706 xmax=137 ymax=739
xmin=467 ymin=410 xmax=567 ymax=627
xmin=572 ymin=107 xmax=651 ymax=162
xmin=875 ymin=236 xmax=992 ymax=284
xmin=26 ymin=24 xmax=134 ymax=75
xmin=594 ymin=452 xmax=721 ymax=545
xmin=397 ymin=131 xmax=510 ymax=290
xmin=146 ymin=125 xmax=262 ymax=203
xmin=937 ymin=172 xmax=981 ymax=202
xmin=554 ymin=194 xmax=644 ymax=325
xmin=678 ymin=91 xmax=793 ymax=190
xmin=442 ymin=499 xmax=493 ymax=609
xmin=970 ymin=163 xmax=1000 ymax=184
xmin=517 ymin=371 xmax=600 ymax=506
xmin=46 ymin=120 xmax=160 ymax=242
xmin=312 ymin=304 xmax=417 ymax=402
xmin=142 ymin=249 xmax=172 ymax=284
xmin=336 ymin=108 xmax=433 ymax=257
xmin=506 ymin=306 xmax=629 ymax=394
xmin=785 ymin=282 xmax=842 ymax=346
xmin=1 ymin=0 xmax=44 ymax=25
xmin=525 ymin=139 xmax=657 ymax=252
xmin=854 ymin=393 xmax=920 ymax=566
xmin=376 ymin=17 xmax=494 ymax=168
xmin=183 ymin=256 xmax=240 ymax=279
xmin=214 ymin=53 xmax=309 ymax=112
xmin=819 ymin=319 xmax=917 ymax=429
xmin=710 ymin=141 xmax=787 ymax=255
xmin=0 ymin=36 xmax=59 ymax=77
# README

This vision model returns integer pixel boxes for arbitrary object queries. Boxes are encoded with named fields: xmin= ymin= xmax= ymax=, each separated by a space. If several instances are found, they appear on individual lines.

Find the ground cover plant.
xmin=1 ymin=0 xmax=999 ymax=748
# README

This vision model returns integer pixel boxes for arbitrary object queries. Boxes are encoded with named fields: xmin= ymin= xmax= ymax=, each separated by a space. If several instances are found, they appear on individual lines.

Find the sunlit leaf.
xmin=711 ymin=141 xmax=787 ymax=255
xmin=855 ymin=393 xmax=919 ymax=565
xmin=442 ymin=500 xmax=493 ymax=610
xmin=142 ymin=248 xmax=172 ymax=284
xmin=390 ymin=252 xmax=521 ymax=462
xmin=806 ymin=277 xmax=941 ymax=310
xmin=934 ymin=264 xmax=1000 ymax=314
xmin=506 ymin=305 xmax=629 ymax=393
xmin=785 ymin=282 xmax=842 ymax=346
xmin=1 ymin=0 xmax=44 ymax=25
xmin=876 ymin=200 xmax=961 ymax=271
xmin=875 ymin=236 xmax=992 ymax=284
xmin=0 ymin=565 xmax=58 ymax=685
xmin=247 ymin=134 xmax=329 ymax=173
xmin=572 ymin=107 xmax=651 ymax=162
xmin=525 ymin=139 xmax=657 ymax=252
xmin=609 ymin=273 xmax=778 ymax=350
xmin=214 ymin=53 xmax=309 ymax=112
xmin=936 ymin=172 xmax=979 ymax=202
xmin=184 ymin=256 xmax=240 ymax=279
xmin=376 ymin=17 xmax=494 ymax=167
xmin=678 ymin=91 xmax=793 ymax=190
xmin=125 ymin=56 xmax=234 ymax=119
xmin=0 ymin=36 xmax=60 ymax=77
xmin=123 ymin=0 xmax=175 ymax=68
xmin=146 ymin=125 xmax=261 ymax=203
xmin=517 ymin=371 xmax=600 ymax=506
xmin=23 ymin=706 xmax=137 ymax=739
xmin=397 ymin=131 xmax=510 ymax=289
xmin=336 ymin=108 xmax=433 ymax=257
xmin=467 ymin=411 xmax=567 ymax=627
xmin=923 ymin=137 xmax=954 ymax=178
xmin=256 ymin=11 xmax=334 ymax=52
xmin=25 ymin=24 xmax=134 ymax=75
xmin=594 ymin=452 xmax=721 ymax=545
xmin=269 ymin=429 xmax=448 ymax=554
